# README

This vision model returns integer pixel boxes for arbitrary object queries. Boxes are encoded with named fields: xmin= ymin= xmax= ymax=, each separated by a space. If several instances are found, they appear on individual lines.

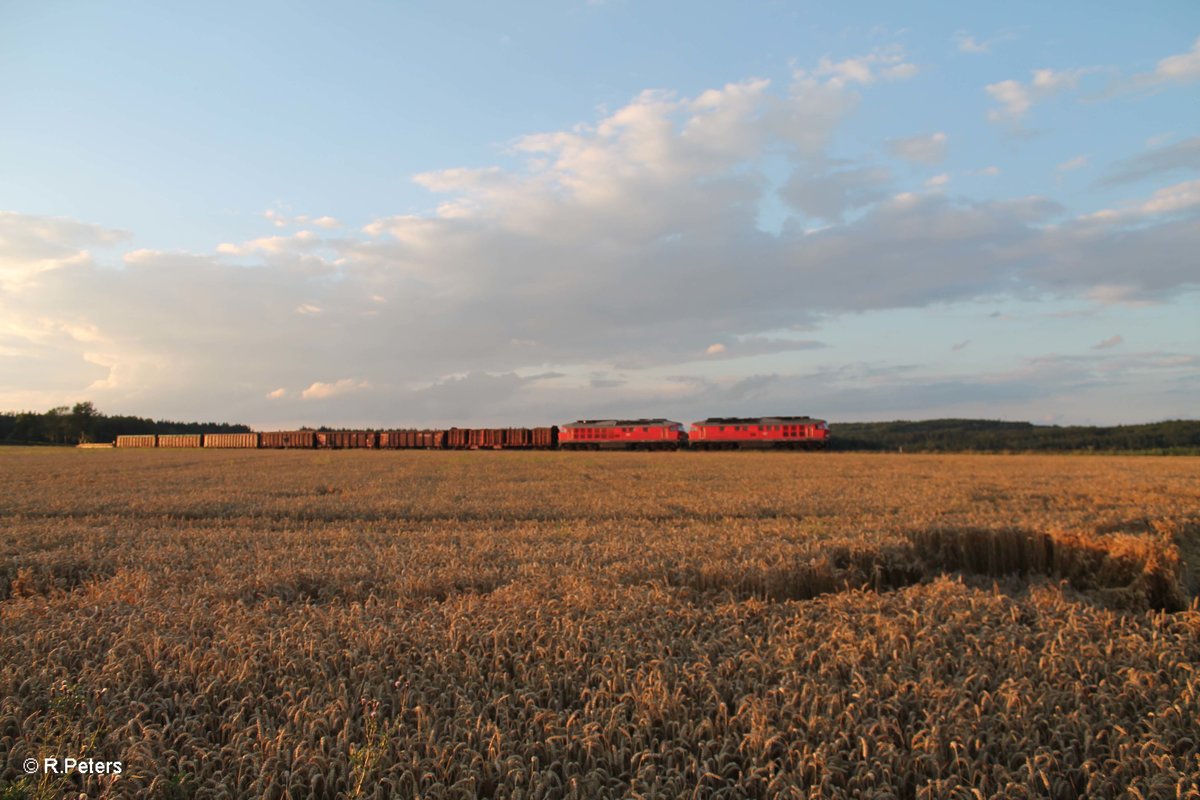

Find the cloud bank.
xmin=2 ymin=55 xmax=1198 ymax=425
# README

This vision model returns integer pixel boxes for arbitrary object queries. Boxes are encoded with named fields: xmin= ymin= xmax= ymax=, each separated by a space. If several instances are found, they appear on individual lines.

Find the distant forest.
xmin=830 ymin=418 xmax=1200 ymax=454
xmin=2 ymin=403 xmax=1198 ymax=453
xmin=0 ymin=402 xmax=251 ymax=445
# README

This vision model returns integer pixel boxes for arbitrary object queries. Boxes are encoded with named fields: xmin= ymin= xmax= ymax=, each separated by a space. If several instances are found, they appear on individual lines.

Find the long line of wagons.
xmin=111 ymin=416 xmax=829 ymax=451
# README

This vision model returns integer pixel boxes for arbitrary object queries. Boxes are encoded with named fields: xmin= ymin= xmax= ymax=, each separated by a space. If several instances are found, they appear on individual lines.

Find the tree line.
xmin=2 ymin=403 xmax=1198 ymax=452
xmin=829 ymin=418 xmax=1200 ymax=454
xmin=0 ymin=402 xmax=251 ymax=445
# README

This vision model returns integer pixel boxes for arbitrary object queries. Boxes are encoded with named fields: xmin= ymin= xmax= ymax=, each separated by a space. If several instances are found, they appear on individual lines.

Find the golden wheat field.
xmin=1 ymin=448 xmax=1198 ymax=799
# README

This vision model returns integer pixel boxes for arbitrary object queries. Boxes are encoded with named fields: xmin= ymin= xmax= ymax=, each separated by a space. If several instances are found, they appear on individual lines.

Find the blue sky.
xmin=1 ymin=1 xmax=1197 ymax=426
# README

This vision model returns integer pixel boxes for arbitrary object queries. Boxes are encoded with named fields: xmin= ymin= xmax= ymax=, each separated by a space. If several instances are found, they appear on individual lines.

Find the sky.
xmin=1 ymin=0 xmax=1198 ymax=428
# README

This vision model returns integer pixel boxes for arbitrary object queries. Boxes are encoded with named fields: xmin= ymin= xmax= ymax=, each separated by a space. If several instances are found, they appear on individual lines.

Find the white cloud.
xmin=975 ymin=166 xmax=1001 ymax=177
xmin=267 ymin=388 xmax=287 ymax=399
xmin=1056 ymin=155 xmax=1088 ymax=173
xmin=122 ymin=249 xmax=160 ymax=265
xmin=954 ymin=32 xmax=991 ymax=54
xmin=262 ymin=210 xmax=342 ymax=230
xmin=769 ymin=76 xmax=862 ymax=156
xmin=1030 ymin=68 xmax=1090 ymax=92
xmin=0 ymin=212 xmax=128 ymax=289
xmin=887 ymin=132 xmax=948 ymax=164
xmin=218 ymin=230 xmax=321 ymax=256
xmin=1084 ymin=285 xmax=1155 ymax=306
xmin=985 ymin=80 xmax=1032 ymax=121
xmin=55 ymin=320 xmax=104 ymax=344
xmin=953 ymin=30 xmax=1015 ymax=55
xmin=1081 ymin=179 xmax=1200 ymax=222
xmin=1144 ymin=36 xmax=1200 ymax=86
xmin=701 ymin=338 xmax=825 ymax=360
xmin=301 ymin=378 xmax=370 ymax=400
xmin=986 ymin=68 xmax=1097 ymax=123
xmin=1138 ymin=179 xmax=1200 ymax=215
xmin=925 ymin=173 xmax=951 ymax=189
xmin=806 ymin=46 xmax=919 ymax=88
xmin=884 ymin=63 xmax=919 ymax=81
xmin=1088 ymin=39 xmax=1200 ymax=98
xmin=77 ymin=343 xmax=166 ymax=394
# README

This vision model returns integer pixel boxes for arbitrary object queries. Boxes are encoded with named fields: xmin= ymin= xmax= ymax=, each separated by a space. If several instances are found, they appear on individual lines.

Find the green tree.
xmin=70 ymin=401 xmax=99 ymax=443
xmin=43 ymin=406 xmax=71 ymax=444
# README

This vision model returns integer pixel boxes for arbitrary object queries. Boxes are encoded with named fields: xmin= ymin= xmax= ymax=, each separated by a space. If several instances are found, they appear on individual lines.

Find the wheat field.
xmin=1 ymin=449 xmax=1198 ymax=799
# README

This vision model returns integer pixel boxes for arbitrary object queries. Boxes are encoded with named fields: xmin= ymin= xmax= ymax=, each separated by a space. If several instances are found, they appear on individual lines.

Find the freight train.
xmin=112 ymin=416 xmax=829 ymax=451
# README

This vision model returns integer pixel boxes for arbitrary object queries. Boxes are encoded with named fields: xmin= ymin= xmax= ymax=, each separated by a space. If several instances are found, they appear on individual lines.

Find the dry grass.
xmin=1 ymin=449 xmax=1198 ymax=798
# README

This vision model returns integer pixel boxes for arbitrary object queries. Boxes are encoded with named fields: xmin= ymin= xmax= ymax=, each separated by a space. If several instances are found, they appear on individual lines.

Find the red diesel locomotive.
xmin=688 ymin=416 xmax=829 ymax=450
xmin=558 ymin=419 xmax=687 ymax=450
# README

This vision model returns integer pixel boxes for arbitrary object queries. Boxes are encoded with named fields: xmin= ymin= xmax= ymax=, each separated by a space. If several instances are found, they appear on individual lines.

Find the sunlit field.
xmin=2 ymin=449 xmax=1198 ymax=799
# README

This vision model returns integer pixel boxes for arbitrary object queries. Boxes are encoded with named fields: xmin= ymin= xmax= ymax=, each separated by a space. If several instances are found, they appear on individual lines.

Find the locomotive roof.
xmin=562 ymin=418 xmax=682 ymax=428
xmin=696 ymin=416 xmax=826 ymax=425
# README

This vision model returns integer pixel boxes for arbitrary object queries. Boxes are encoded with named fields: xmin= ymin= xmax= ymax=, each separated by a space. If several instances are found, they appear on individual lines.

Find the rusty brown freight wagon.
xmin=531 ymin=427 xmax=557 ymax=448
xmin=260 ymin=431 xmax=316 ymax=449
xmin=379 ymin=430 xmax=445 ymax=449
xmin=116 ymin=435 xmax=156 ymax=448
xmin=503 ymin=428 xmax=532 ymax=448
xmin=500 ymin=428 xmax=558 ymax=448
xmin=465 ymin=428 xmax=507 ymax=449
xmin=470 ymin=429 xmax=491 ymax=449
xmin=378 ymin=429 xmax=417 ymax=448
xmin=203 ymin=433 xmax=259 ymax=448
xmin=315 ymin=431 xmax=377 ymax=449
xmin=445 ymin=428 xmax=470 ymax=449
xmin=157 ymin=434 xmax=202 ymax=448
